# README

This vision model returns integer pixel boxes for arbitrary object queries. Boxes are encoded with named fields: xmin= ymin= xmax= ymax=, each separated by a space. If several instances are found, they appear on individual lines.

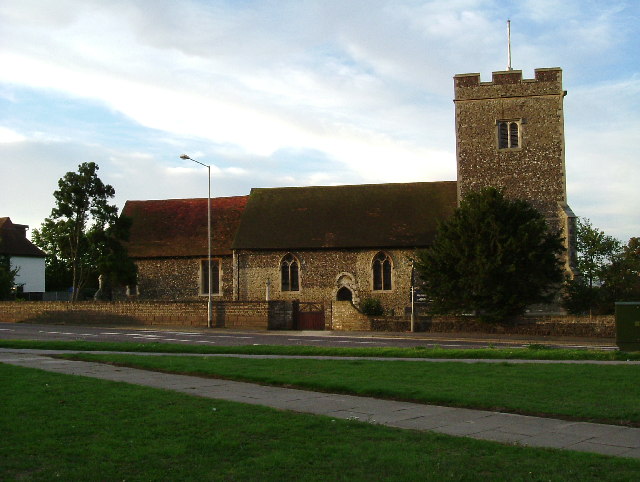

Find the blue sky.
xmin=0 ymin=0 xmax=638 ymax=242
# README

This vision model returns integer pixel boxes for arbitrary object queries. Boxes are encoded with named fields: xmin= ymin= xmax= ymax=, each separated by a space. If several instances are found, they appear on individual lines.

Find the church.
xmin=123 ymin=67 xmax=576 ymax=328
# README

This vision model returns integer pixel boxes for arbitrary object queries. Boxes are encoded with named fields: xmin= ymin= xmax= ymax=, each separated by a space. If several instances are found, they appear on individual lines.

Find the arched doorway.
xmin=336 ymin=286 xmax=353 ymax=302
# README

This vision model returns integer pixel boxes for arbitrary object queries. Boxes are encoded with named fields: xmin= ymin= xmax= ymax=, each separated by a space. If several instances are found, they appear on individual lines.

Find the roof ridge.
xmin=250 ymin=180 xmax=456 ymax=193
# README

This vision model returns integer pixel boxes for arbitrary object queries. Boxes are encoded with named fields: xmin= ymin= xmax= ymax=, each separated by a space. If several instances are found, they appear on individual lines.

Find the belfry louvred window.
xmin=372 ymin=252 xmax=392 ymax=291
xmin=497 ymin=120 xmax=520 ymax=149
xmin=281 ymin=254 xmax=300 ymax=291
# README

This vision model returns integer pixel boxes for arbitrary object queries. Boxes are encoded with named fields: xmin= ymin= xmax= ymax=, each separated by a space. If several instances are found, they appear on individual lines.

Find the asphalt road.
xmin=0 ymin=323 xmax=616 ymax=351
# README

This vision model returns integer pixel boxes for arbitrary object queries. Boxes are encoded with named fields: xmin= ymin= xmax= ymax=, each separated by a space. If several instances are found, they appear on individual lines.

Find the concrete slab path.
xmin=2 ymin=350 xmax=639 ymax=460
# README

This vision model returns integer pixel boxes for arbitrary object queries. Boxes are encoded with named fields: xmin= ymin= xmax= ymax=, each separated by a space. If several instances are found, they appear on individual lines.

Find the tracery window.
xmin=497 ymin=120 xmax=521 ymax=149
xmin=372 ymin=252 xmax=392 ymax=291
xmin=200 ymin=259 xmax=221 ymax=295
xmin=281 ymin=254 xmax=300 ymax=291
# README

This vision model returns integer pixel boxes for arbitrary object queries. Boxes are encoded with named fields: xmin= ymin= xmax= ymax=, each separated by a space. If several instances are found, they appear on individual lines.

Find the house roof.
xmin=232 ymin=181 xmax=458 ymax=250
xmin=123 ymin=196 xmax=249 ymax=258
xmin=0 ymin=217 xmax=46 ymax=257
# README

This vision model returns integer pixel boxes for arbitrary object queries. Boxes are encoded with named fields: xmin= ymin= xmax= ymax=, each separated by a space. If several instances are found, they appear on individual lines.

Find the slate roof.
xmin=122 ymin=196 xmax=249 ymax=258
xmin=232 ymin=181 xmax=458 ymax=250
xmin=0 ymin=217 xmax=46 ymax=257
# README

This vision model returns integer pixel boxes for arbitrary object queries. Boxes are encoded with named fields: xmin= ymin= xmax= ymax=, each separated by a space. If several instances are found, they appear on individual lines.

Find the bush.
xmin=360 ymin=298 xmax=384 ymax=316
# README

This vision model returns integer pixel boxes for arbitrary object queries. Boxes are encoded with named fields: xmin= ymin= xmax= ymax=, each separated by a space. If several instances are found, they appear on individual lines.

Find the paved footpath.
xmin=2 ymin=350 xmax=639 ymax=460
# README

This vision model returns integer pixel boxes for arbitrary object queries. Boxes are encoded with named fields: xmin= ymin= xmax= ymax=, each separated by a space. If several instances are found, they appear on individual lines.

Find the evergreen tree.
xmin=414 ymin=187 xmax=565 ymax=322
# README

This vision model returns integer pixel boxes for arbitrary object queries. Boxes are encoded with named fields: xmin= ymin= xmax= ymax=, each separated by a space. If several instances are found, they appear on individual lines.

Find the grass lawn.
xmin=1 ymin=338 xmax=638 ymax=360
xmin=63 ymin=353 xmax=640 ymax=426
xmin=2 ymin=363 xmax=640 ymax=481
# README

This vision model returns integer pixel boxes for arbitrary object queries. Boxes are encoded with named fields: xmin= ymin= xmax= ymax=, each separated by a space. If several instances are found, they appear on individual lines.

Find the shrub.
xmin=360 ymin=298 xmax=384 ymax=316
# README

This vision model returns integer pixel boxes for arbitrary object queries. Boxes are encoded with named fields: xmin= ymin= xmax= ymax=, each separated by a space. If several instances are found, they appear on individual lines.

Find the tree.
xmin=574 ymin=218 xmax=622 ymax=289
xmin=599 ymin=239 xmax=640 ymax=305
xmin=0 ymin=254 xmax=19 ymax=300
xmin=562 ymin=219 xmax=630 ymax=315
xmin=32 ymin=162 xmax=136 ymax=301
xmin=414 ymin=187 xmax=565 ymax=323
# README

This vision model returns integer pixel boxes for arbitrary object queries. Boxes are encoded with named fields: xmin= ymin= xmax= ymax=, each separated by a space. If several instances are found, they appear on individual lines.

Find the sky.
xmin=0 ymin=0 xmax=638 ymax=243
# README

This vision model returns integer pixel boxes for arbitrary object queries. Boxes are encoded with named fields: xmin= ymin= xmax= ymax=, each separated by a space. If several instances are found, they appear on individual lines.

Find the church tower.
xmin=453 ymin=68 xmax=576 ymax=271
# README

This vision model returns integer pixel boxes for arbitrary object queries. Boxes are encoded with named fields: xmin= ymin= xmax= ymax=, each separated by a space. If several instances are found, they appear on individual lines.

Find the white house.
xmin=0 ymin=217 xmax=46 ymax=293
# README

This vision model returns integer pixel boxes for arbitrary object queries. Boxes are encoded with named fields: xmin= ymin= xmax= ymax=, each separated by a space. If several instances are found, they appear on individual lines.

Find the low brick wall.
xmin=0 ymin=301 xmax=615 ymax=338
xmin=331 ymin=301 xmax=370 ymax=330
xmin=368 ymin=314 xmax=615 ymax=338
xmin=0 ymin=300 xmax=293 ymax=330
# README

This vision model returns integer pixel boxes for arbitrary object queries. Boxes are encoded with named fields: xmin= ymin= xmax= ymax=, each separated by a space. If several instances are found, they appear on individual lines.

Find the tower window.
xmin=497 ymin=120 xmax=521 ymax=149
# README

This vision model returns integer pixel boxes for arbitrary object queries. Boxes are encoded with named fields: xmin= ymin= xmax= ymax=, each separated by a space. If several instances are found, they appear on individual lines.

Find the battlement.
xmin=454 ymin=68 xmax=563 ymax=100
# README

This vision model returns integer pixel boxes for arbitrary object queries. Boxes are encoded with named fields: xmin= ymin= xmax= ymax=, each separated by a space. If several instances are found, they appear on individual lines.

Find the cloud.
xmin=0 ymin=126 xmax=26 ymax=143
xmin=0 ymin=0 xmax=638 ymax=243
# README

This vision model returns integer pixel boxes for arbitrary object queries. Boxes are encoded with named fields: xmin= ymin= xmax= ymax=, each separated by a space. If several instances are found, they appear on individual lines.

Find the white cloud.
xmin=0 ymin=0 xmax=638 ymax=242
xmin=0 ymin=126 xmax=26 ymax=143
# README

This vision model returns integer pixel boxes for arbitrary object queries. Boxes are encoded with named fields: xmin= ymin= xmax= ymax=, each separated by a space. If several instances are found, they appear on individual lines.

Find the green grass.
xmin=1 ymin=338 xmax=637 ymax=360
xmin=62 ymin=353 xmax=640 ymax=426
xmin=2 ymin=363 xmax=640 ymax=480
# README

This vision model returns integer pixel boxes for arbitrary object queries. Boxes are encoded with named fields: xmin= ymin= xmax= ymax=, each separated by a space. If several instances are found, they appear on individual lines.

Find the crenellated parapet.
xmin=454 ymin=68 xmax=563 ymax=101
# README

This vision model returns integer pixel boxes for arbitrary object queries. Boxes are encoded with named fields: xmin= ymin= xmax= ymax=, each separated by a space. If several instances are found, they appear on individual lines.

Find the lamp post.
xmin=180 ymin=154 xmax=212 ymax=328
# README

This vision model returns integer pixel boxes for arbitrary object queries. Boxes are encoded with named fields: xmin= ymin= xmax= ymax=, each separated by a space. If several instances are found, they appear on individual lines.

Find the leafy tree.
xmin=562 ymin=219 xmax=634 ymax=315
xmin=414 ymin=187 xmax=565 ymax=323
xmin=574 ymin=218 xmax=622 ymax=289
xmin=0 ymin=254 xmax=19 ymax=300
xmin=32 ymin=162 xmax=136 ymax=301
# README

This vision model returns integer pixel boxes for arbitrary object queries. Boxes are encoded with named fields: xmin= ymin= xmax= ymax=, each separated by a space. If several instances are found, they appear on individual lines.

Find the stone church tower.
xmin=453 ymin=68 xmax=576 ymax=271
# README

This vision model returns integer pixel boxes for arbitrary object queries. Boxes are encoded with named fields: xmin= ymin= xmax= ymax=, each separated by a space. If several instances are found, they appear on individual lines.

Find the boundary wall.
xmin=0 ymin=301 xmax=293 ymax=330
xmin=0 ymin=301 xmax=614 ymax=338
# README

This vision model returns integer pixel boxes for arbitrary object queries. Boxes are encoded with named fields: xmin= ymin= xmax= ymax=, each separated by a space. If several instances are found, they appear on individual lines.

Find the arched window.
xmin=372 ymin=252 xmax=392 ymax=291
xmin=281 ymin=254 xmax=300 ymax=291
xmin=497 ymin=120 xmax=521 ymax=149
xmin=200 ymin=259 xmax=221 ymax=295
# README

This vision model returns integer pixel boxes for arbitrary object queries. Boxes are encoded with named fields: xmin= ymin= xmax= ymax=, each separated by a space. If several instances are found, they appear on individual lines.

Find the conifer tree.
xmin=414 ymin=187 xmax=565 ymax=322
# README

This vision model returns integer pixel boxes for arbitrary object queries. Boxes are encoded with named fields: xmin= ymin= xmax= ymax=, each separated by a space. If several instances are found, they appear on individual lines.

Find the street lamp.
xmin=180 ymin=154 xmax=212 ymax=328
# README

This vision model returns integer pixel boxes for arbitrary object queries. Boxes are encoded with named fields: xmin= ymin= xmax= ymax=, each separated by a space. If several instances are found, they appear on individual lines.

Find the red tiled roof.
xmin=0 ymin=217 xmax=46 ymax=257
xmin=122 ymin=196 xmax=249 ymax=258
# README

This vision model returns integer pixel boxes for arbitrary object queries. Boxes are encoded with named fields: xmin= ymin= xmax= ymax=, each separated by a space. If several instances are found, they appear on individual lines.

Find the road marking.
xmin=0 ymin=328 xmax=13 ymax=331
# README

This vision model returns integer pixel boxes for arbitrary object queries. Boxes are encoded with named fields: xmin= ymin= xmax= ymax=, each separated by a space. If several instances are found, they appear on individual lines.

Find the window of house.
xmin=372 ymin=252 xmax=392 ymax=291
xmin=281 ymin=254 xmax=300 ymax=291
xmin=497 ymin=120 xmax=521 ymax=149
xmin=200 ymin=259 xmax=221 ymax=295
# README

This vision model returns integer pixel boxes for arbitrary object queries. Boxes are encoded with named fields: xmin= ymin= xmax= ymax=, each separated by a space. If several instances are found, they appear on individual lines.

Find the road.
xmin=0 ymin=323 xmax=616 ymax=351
